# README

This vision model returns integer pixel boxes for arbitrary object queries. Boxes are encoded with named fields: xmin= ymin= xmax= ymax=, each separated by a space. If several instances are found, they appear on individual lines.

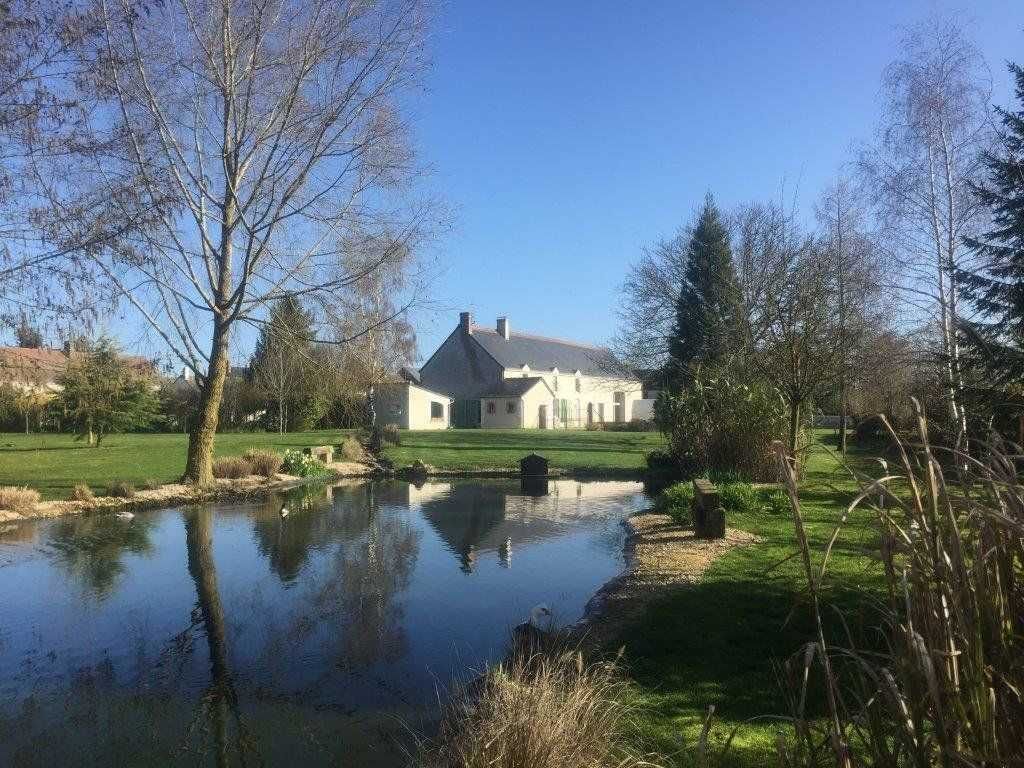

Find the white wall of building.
xmin=501 ymin=369 xmax=643 ymax=426
xmin=480 ymin=380 xmax=555 ymax=428
xmin=377 ymin=382 xmax=451 ymax=430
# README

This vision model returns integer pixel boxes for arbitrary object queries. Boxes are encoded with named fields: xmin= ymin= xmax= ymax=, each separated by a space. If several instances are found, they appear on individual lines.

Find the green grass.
xmin=0 ymin=430 xmax=353 ymax=500
xmin=623 ymin=432 xmax=886 ymax=767
xmin=382 ymin=428 xmax=665 ymax=472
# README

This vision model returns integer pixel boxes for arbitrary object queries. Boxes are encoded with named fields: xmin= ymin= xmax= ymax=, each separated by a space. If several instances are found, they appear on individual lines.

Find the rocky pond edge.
xmin=570 ymin=513 xmax=760 ymax=650
xmin=0 ymin=460 xmax=376 ymax=524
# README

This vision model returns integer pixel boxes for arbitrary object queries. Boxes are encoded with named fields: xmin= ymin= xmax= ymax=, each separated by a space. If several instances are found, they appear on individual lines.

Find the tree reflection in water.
xmin=46 ymin=514 xmax=155 ymax=598
xmin=183 ymin=506 xmax=257 ymax=767
xmin=313 ymin=484 xmax=421 ymax=670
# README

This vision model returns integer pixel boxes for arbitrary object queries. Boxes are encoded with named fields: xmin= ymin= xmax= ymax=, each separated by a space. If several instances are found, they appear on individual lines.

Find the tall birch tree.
xmin=859 ymin=17 xmax=991 ymax=445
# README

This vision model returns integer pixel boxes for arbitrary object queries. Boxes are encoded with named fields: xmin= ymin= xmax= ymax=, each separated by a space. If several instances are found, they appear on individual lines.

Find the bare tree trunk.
xmin=184 ymin=319 xmax=230 ymax=485
xmin=788 ymin=399 xmax=802 ymax=459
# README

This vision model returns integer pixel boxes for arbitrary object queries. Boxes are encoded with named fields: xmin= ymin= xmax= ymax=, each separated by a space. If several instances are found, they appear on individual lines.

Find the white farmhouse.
xmin=387 ymin=312 xmax=644 ymax=429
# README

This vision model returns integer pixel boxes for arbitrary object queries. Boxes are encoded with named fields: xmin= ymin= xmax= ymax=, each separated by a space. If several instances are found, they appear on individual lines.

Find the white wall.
xmin=377 ymin=383 xmax=450 ymax=430
xmin=480 ymin=396 xmax=522 ymax=428
xmin=632 ymin=398 xmax=656 ymax=421
xmin=503 ymin=370 xmax=644 ymax=426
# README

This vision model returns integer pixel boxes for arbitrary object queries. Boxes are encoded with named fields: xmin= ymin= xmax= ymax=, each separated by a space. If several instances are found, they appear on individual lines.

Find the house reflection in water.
xmin=405 ymin=479 xmax=641 ymax=572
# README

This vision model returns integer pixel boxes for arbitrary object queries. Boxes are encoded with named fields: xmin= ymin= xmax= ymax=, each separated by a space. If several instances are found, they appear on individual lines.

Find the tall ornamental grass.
xmin=422 ymin=650 xmax=665 ymax=768
xmin=772 ymin=400 xmax=1023 ymax=767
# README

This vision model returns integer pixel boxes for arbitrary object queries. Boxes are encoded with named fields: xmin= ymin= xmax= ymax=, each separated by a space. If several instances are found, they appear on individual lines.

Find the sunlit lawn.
xmin=0 ymin=430 xmax=353 ymax=500
xmin=622 ymin=431 xmax=886 ymax=766
xmin=383 ymin=428 xmax=665 ymax=472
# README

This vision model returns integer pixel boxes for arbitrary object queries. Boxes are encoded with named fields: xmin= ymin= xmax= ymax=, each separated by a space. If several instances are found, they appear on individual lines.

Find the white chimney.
xmin=497 ymin=316 xmax=510 ymax=340
xmin=460 ymin=311 xmax=473 ymax=335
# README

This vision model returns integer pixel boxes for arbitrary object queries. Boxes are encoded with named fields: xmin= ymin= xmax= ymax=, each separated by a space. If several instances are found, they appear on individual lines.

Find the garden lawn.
xmin=382 ymin=428 xmax=665 ymax=472
xmin=623 ymin=432 xmax=887 ymax=767
xmin=0 ymin=430 xmax=353 ymax=500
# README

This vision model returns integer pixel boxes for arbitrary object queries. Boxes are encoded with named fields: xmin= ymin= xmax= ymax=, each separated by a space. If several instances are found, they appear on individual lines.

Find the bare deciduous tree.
xmin=859 ymin=16 xmax=992 ymax=447
xmin=741 ymin=206 xmax=842 ymax=458
xmin=58 ymin=0 xmax=433 ymax=483
xmin=611 ymin=229 xmax=688 ymax=375
xmin=816 ymin=177 xmax=889 ymax=453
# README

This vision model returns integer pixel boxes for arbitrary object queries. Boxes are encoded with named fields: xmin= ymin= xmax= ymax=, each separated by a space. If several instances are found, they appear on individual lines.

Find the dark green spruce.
xmin=666 ymin=193 xmax=742 ymax=388
xmin=962 ymin=62 xmax=1024 ymax=381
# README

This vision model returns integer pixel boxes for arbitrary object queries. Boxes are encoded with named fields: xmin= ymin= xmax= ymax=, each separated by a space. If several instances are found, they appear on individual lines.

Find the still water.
xmin=0 ymin=478 xmax=646 ymax=767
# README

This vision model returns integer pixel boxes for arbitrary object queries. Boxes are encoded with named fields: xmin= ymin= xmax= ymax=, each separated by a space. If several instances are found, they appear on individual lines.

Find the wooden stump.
xmin=693 ymin=478 xmax=725 ymax=539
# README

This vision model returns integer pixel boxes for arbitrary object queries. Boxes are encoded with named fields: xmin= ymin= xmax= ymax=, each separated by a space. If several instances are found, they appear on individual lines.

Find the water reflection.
xmin=0 ymin=478 xmax=646 ymax=767
xmin=183 ymin=506 xmax=255 ymax=767
xmin=46 ymin=514 xmax=155 ymax=598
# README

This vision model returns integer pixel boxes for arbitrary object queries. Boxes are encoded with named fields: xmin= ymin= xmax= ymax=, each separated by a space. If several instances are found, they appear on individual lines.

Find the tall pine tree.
xmin=666 ymin=193 xmax=742 ymax=387
xmin=961 ymin=63 xmax=1024 ymax=383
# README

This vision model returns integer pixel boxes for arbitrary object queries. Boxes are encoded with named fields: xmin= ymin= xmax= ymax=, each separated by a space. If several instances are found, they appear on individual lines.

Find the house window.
xmin=506 ymin=401 xmax=517 ymax=414
xmin=598 ymin=402 xmax=605 ymax=421
xmin=430 ymin=401 xmax=444 ymax=420
xmin=486 ymin=401 xmax=496 ymax=414
xmin=575 ymin=377 xmax=581 ymax=393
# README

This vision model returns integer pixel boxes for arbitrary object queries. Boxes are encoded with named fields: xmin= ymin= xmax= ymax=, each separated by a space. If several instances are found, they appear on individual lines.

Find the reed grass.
xmin=422 ymin=650 xmax=665 ymax=768
xmin=767 ymin=400 xmax=1024 ymax=767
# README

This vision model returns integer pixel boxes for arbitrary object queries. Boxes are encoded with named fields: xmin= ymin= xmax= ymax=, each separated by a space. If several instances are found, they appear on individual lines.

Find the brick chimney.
xmin=459 ymin=311 xmax=473 ymax=335
xmin=496 ymin=316 xmax=510 ymax=340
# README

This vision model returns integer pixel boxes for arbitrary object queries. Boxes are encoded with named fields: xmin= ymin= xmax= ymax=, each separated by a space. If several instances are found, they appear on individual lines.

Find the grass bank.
xmin=0 ymin=430 xmax=353 ymax=500
xmin=383 ymin=428 xmax=665 ymax=473
xmin=620 ymin=432 xmax=884 ymax=766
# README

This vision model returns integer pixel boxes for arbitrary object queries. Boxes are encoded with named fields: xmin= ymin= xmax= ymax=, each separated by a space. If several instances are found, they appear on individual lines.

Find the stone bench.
xmin=692 ymin=478 xmax=725 ymax=539
xmin=304 ymin=445 xmax=334 ymax=464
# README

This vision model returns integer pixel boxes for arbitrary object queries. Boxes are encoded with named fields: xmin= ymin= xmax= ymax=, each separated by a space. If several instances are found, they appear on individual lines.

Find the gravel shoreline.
xmin=573 ymin=513 xmax=759 ymax=650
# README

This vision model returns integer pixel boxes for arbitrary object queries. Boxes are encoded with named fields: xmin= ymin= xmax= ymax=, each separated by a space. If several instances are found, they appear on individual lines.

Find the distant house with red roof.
xmin=0 ymin=344 xmax=156 ymax=393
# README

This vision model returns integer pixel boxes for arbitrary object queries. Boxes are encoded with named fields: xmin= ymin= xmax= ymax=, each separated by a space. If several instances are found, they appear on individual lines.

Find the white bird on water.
xmin=115 ymin=511 xmax=135 ymax=522
xmin=511 ymin=604 xmax=553 ymax=655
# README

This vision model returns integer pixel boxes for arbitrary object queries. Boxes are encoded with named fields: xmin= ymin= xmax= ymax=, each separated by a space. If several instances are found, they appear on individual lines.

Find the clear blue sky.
xmin=408 ymin=0 xmax=1023 ymax=360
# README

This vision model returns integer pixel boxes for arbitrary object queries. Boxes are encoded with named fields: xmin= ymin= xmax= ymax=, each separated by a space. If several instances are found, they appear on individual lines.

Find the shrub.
xmin=763 ymin=488 xmax=790 ymax=517
xmin=243 ymin=448 xmax=283 ymax=478
xmin=422 ymin=651 xmax=663 ymax=768
xmin=212 ymin=456 xmax=254 ymax=479
xmin=68 ymin=483 xmax=95 ymax=503
xmin=105 ymin=481 xmax=136 ymax=498
xmin=654 ymin=369 xmax=790 ymax=481
xmin=0 ymin=485 xmax=40 ymax=513
xmin=140 ymin=478 xmax=162 ymax=491
xmin=381 ymin=424 xmax=401 ymax=446
xmin=718 ymin=481 xmax=762 ymax=516
xmin=339 ymin=435 xmax=369 ymax=463
xmin=656 ymin=482 xmax=694 ymax=527
xmin=642 ymin=449 xmax=681 ymax=495
xmin=281 ymin=449 xmax=331 ymax=478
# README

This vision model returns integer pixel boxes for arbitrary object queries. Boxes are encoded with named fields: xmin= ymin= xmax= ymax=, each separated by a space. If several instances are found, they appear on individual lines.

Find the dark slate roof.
xmin=469 ymin=326 xmax=627 ymax=377
xmin=399 ymin=366 xmax=421 ymax=383
xmin=479 ymin=376 xmax=551 ymax=398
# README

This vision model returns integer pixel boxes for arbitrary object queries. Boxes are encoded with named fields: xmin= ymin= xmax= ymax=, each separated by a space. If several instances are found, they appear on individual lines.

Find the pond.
xmin=0 ymin=478 xmax=647 ymax=767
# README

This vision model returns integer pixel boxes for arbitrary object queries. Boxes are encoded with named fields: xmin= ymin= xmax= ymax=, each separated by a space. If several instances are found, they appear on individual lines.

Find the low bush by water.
xmin=422 ymin=650 xmax=665 ymax=768
xmin=0 ymin=485 xmax=39 ymax=513
xmin=243 ymin=448 xmax=283 ymax=478
xmin=212 ymin=456 xmax=254 ymax=479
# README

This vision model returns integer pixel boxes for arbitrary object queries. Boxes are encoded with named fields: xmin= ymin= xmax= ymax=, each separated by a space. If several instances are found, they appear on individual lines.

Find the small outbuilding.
xmin=375 ymin=381 xmax=452 ymax=430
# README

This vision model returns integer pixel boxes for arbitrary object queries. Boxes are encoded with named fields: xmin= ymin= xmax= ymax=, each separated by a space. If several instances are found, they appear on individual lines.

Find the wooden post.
xmin=693 ymin=478 xmax=725 ymax=539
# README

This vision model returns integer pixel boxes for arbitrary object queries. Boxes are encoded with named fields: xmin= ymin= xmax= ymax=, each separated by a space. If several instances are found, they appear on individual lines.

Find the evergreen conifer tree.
xmin=666 ymin=193 xmax=742 ymax=386
xmin=962 ymin=63 xmax=1024 ymax=382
